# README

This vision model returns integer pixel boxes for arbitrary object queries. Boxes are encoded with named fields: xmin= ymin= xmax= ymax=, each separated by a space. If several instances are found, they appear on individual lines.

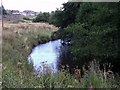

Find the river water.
xmin=28 ymin=39 xmax=62 ymax=74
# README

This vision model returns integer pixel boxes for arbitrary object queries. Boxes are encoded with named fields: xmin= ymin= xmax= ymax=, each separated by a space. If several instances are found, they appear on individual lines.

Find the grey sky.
xmin=3 ymin=0 xmax=68 ymax=12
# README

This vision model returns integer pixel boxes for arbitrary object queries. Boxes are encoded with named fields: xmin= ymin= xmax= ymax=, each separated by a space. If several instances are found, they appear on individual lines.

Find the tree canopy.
xmin=50 ymin=2 xmax=120 ymax=72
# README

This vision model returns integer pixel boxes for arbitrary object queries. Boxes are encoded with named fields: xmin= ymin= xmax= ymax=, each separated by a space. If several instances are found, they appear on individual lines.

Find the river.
xmin=28 ymin=39 xmax=63 ymax=74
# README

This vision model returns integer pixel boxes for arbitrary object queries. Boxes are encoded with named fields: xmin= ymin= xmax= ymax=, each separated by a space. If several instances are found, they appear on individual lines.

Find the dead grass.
xmin=2 ymin=21 xmax=58 ymax=55
xmin=3 ymin=22 xmax=58 ymax=32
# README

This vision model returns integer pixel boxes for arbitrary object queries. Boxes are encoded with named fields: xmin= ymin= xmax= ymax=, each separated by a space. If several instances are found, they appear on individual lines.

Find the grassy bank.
xmin=2 ymin=21 xmax=57 ymax=88
xmin=2 ymin=21 xmax=120 ymax=88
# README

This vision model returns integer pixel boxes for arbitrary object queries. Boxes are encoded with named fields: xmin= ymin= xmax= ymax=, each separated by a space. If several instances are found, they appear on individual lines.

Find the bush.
xmin=32 ymin=12 xmax=50 ymax=22
xmin=23 ymin=17 xmax=31 ymax=20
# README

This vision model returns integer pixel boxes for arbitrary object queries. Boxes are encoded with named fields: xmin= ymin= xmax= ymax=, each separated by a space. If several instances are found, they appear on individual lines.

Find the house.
xmin=11 ymin=10 xmax=20 ymax=15
xmin=6 ymin=10 xmax=12 ymax=15
xmin=3 ymin=9 xmax=39 ymax=16
xmin=22 ymin=10 xmax=36 ymax=16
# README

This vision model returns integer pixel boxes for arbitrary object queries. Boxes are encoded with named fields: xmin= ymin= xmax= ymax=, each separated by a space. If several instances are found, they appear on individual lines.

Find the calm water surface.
xmin=28 ymin=39 xmax=62 ymax=74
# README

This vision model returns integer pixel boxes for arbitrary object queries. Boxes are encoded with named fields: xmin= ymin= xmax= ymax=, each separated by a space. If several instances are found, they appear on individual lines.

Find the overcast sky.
xmin=3 ymin=0 xmax=68 ymax=12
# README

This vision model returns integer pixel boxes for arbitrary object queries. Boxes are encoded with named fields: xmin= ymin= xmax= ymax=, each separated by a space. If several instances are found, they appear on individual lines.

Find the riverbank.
xmin=2 ymin=21 xmax=58 ymax=88
xmin=2 ymin=21 xmax=120 ymax=88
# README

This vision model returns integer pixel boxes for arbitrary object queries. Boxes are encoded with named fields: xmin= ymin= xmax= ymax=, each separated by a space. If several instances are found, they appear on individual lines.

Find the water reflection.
xmin=28 ymin=39 xmax=61 ymax=74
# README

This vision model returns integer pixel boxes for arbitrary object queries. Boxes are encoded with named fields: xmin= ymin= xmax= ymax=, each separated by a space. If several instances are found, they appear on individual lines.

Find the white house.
xmin=22 ymin=10 xmax=36 ymax=16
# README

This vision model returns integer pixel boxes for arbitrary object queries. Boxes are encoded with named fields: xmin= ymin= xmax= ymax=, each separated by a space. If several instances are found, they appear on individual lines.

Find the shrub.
xmin=23 ymin=17 xmax=31 ymax=20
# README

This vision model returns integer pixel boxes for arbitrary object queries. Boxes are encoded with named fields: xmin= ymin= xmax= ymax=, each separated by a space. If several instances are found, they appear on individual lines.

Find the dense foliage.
xmin=49 ymin=2 xmax=80 ymax=28
xmin=32 ymin=12 xmax=50 ymax=22
xmin=2 ymin=2 xmax=120 ymax=88
xmin=50 ymin=2 xmax=120 ymax=73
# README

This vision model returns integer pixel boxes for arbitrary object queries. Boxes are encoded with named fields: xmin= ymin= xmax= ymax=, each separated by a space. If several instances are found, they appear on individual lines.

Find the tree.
xmin=0 ymin=5 xmax=7 ymax=15
xmin=32 ymin=12 xmax=50 ymax=22
xmin=53 ymin=2 xmax=120 ymax=72
xmin=49 ymin=2 xmax=81 ymax=28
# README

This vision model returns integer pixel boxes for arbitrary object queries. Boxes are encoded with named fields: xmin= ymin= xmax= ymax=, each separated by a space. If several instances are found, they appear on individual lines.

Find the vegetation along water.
xmin=2 ymin=2 xmax=120 ymax=88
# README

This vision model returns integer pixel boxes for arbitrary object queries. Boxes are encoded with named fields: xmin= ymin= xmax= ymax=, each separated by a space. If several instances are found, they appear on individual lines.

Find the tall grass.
xmin=2 ymin=22 xmax=57 ymax=88
xmin=2 ymin=21 xmax=120 ymax=88
xmin=80 ymin=61 xmax=119 ymax=88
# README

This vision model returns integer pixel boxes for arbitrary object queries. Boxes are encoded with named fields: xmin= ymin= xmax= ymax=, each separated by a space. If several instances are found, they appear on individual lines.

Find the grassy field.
xmin=2 ymin=21 xmax=58 ymax=88
xmin=2 ymin=21 xmax=120 ymax=88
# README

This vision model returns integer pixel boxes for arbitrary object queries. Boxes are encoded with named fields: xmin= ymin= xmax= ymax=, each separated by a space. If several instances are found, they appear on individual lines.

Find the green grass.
xmin=2 ymin=22 xmax=120 ymax=88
